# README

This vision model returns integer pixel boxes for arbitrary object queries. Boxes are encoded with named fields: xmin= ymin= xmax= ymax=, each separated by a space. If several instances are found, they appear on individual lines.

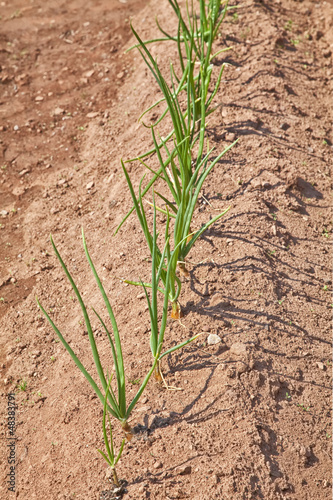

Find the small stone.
xmin=18 ymin=168 xmax=31 ymax=177
xmin=0 ymin=210 xmax=8 ymax=217
xmin=57 ymin=179 xmax=67 ymax=186
xmin=53 ymin=107 xmax=65 ymax=116
xmin=209 ymin=294 xmax=221 ymax=307
xmin=137 ymin=293 xmax=145 ymax=299
xmin=226 ymin=132 xmax=236 ymax=142
xmin=13 ymin=125 xmax=19 ymax=131
xmin=230 ymin=342 xmax=247 ymax=356
xmin=308 ymin=147 xmax=314 ymax=153
xmin=299 ymin=445 xmax=311 ymax=457
xmin=86 ymin=112 xmax=99 ymax=118
xmin=207 ymin=333 xmax=222 ymax=345
xmin=84 ymin=70 xmax=95 ymax=78
xmin=280 ymin=123 xmax=290 ymax=131
xmin=86 ymin=181 xmax=95 ymax=190
xmin=153 ymin=461 xmax=162 ymax=469
xmin=35 ymin=96 xmax=44 ymax=102
xmin=316 ymin=362 xmax=325 ymax=371
xmin=117 ymin=71 xmax=124 ymax=79
xmin=177 ymin=465 xmax=192 ymax=476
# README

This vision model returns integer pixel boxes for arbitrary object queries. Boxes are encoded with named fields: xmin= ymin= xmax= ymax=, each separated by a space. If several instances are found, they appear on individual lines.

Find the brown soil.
xmin=0 ymin=0 xmax=332 ymax=499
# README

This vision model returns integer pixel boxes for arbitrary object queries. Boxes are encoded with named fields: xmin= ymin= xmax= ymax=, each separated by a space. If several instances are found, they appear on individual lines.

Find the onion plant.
xmin=140 ymin=199 xmax=201 ymax=375
xmin=118 ymin=23 xmax=235 ymax=315
xmin=116 ymin=17 xmax=234 ymax=235
xmin=37 ymin=231 xmax=158 ymax=439
xmin=116 ymin=24 xmax=236 ymax=298
xmin=116 ymin=0 xmax=235 ymax=233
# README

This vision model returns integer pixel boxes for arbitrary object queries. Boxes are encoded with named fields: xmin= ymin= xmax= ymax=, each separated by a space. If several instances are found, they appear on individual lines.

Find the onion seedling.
xmin=140 ymin=198 xmax=201 ymax=378
xmin=119 ymin=33 xmax=234 ymax=311
xmin=116 ymin=6 xmax=235 ymax=235
xmin=116 ymin=24 xmax=236 ymax=296
xmin=37 ymin=230 xmax=158 ymax=439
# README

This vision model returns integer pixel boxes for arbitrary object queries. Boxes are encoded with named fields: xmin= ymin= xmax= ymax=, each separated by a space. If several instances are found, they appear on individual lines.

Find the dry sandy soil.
xmin=0 ymin=0 xmax=332 ymax=499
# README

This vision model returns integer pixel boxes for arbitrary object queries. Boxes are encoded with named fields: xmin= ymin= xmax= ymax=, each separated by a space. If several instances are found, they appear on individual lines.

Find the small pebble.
xmin=177 ymin=465 xmax=192 ymax=476
xmin=86 ymin=112 xmax=99 ymax=119
xmin=18 ymin=168 xmax=31 ymax=177
xmin=207 ymin=333 xmax=222 ymax=345
xmin=84 ymin=70 xmax=95 ymax=78
xmin=86 ymin=181 xmax=95 ymax=190
xmin=54 ymin=107 xmax=64 ymax=116
xmin=280 ymin=123 xmax=290 ymax=131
